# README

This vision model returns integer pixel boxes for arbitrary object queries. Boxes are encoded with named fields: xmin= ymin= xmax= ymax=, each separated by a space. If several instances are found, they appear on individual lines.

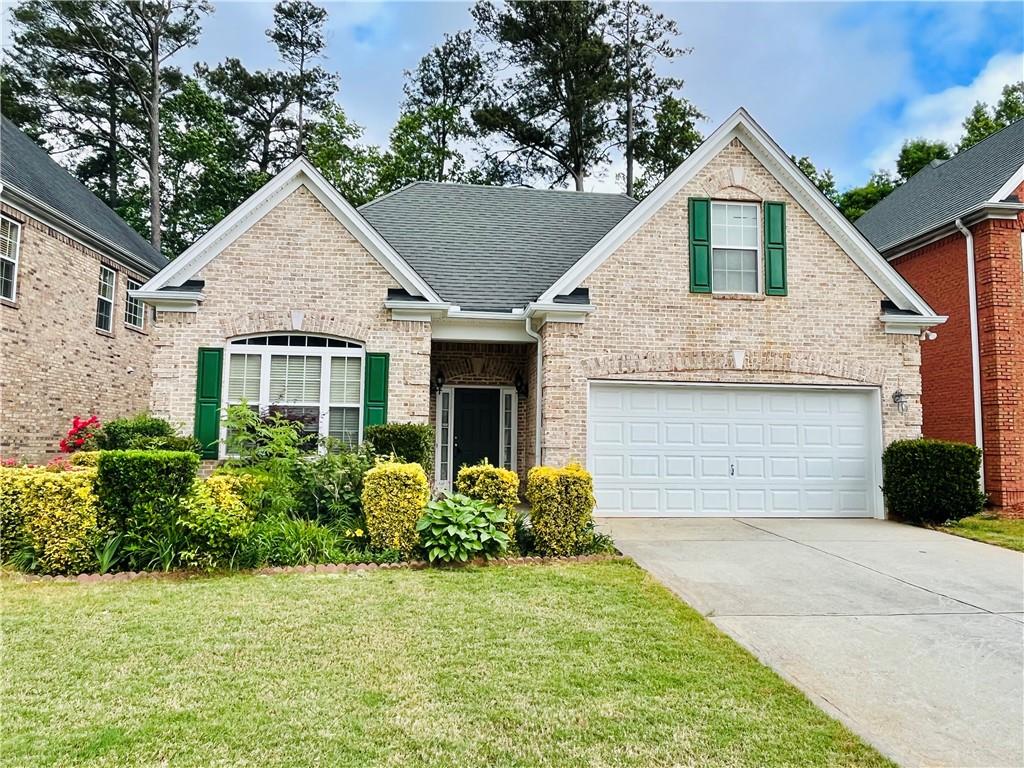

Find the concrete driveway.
xmin=598 ymin=517 xmax=1024 ymax=768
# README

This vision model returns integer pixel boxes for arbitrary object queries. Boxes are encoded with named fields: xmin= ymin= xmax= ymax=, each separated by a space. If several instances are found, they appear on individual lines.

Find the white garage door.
xmin=589 ymin=383 xmax=881 ymax=518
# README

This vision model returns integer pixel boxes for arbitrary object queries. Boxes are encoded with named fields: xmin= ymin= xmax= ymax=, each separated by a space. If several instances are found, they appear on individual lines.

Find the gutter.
xmin=954 ymin=218 xmax=985 ymax=494
xmin=523 ymin=315 xmax=543 ymax=466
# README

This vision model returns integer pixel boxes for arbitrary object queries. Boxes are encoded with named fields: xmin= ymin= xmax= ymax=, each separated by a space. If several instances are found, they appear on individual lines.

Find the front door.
xmin=453 ymin=388 xmax=500 ymax=472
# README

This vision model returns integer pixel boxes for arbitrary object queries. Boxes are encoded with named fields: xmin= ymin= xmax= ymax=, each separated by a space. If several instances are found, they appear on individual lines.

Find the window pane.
xmin=328 ymin=406 xmax=360 ymax=447
xmin=269 ymin=355 xmax=321 ymax=402
xmin=712 ymin=248 xmax=758 ymax=294
xmin=330 ymin=357 xmax=361 ymax=403
xmin=228 ymin=353 xmax=261 ymax=401
xmin=267 ymin=404 xmax=319 ymax=434
xmin=0 ymin=218 xmax=17 ymax=259
xmin=98 ymin=267 xmax=114 ymax=300
xmin=0 ymin=259 xmax=13 ymax=300
xmin=124 ymin=279 xmax=143 ymax=327
xmin=96 ymin=297 xmax=112 ymax=331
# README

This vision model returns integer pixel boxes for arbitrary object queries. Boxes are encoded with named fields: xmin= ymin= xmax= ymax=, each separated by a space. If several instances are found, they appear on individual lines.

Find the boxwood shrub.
xmin=364 ymin=423 xmax=434 ymax=469
xmin=526 ymin=463 xmax=597 ymax=556
xmin=882 ymin=438 xmax=986 ymax=524
xmin=96 ymin=450 xmax=199 ymax=535
xmin=361 ymin=461 xmax=429 ymax=556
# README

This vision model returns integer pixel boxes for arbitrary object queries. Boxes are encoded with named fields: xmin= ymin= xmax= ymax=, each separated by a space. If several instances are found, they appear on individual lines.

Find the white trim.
xmin=219 ymin=333 xmax=365 ymax=459
xmin=434 ymin=384 xmax=517 ymax=490
xmin=539 ymin=107 xmax=938 ymax=320
xmin=123 ymin=278 xmax=145 ymax=329
xmin=96 ymin=265 xmax=116 ymax=332
xmin=0 ymin=214 xmax=20 ymax=301
xmin=881 ymin=202 xmax=1024 ymax=259
xmin=880 ymin=313 xmax=948 ymax=334
xmin=990 ymin=162 xmax=1024 ymax=204
xmin=138 ymin=157 xmax=442 ymax=303
xmin=585 ymin=379 xmax=886 ymax=519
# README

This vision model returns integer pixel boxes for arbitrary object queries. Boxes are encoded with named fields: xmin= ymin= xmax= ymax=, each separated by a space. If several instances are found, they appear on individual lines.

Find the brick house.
xmin=0 ymin=118 xmax=168 ymax=462
xmin=137 ymin=109 xmax=944 ymax=518
xmin=856 ymin=120 xmax=1024 ymax=511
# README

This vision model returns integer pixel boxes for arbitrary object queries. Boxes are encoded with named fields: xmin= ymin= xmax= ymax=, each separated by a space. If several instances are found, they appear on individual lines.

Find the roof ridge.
xmin=362 ymin=179 xmax=636 ymax=204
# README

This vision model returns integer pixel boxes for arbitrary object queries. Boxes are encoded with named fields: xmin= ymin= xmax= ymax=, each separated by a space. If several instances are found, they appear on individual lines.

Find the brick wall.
xmin=149 ymin=186 xmax=432 ymax=438
xmin=538 ymin=138 xmax=923 ymax=466
xmin=0 ymin=203 xmax=154 ymax=462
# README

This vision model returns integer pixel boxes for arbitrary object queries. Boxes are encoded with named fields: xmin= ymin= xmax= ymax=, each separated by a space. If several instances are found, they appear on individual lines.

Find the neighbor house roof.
xmin=359 ymin=181 xmax=637 ymax=312
xmin=0 ymin=116 xmax=166 ymax=275
xmin=855 ymin=119 xmax=1024 ymax=253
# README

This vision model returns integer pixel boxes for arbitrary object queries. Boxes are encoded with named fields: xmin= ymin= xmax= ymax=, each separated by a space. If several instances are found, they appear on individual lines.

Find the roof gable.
xmin=539 ymin=108 xmax=940 ymax=322
xmin=855 ymin=118 xmax=1024 ymax=252
xmin=360 ymin=182 xmax=636 ymax=312
xmin=139 ymin=158 xmax=441 ymax=301
xmin=0 ymin=116 xmax=166 ymax=274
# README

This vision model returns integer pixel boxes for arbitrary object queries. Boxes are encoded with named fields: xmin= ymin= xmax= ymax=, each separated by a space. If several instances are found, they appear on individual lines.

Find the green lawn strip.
xmin=939 ymin=514 xmax=1024 ymax=552
xmin=1 ymin=562 xmax=892 ymax=768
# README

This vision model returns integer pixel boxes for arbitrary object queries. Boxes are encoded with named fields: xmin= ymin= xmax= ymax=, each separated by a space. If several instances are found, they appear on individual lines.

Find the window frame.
xmin=709 ymin=201 xmax=761 ymax=295
xmin=124 ymin=277 xmax=144 ymax=330
xmin=0 ymin=215 xmax=21 ymax=302
xmin=220 ymin=334 xmax=365 ymax=456
xmin=96 ymin=265 xmax=116 ymax=332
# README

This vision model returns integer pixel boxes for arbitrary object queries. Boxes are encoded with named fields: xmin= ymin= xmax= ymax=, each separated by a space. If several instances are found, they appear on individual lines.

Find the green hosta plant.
xmin=416 ymin=493 xmax=510 ymax=564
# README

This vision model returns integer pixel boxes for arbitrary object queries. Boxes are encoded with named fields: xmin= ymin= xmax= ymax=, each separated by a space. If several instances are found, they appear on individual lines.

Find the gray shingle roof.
xmin=855 ymin=119 xmax=1024 ymax=252
xmin=360 ymin=181 xmax=637 ymax=311
xmin=0 ymin=116 xmax=166 ymax=274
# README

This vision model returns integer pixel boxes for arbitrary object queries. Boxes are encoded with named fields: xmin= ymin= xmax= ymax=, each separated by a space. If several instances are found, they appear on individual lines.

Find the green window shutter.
xmin=363 ymin=352 xmax=389 ymax=428
xmin=763 ymin=201 xmax=787 ymax=296
xmin=689 ymin=197 xmax=711 ymax=293
xmin=194 ymin=347 xmax=223 ymax=459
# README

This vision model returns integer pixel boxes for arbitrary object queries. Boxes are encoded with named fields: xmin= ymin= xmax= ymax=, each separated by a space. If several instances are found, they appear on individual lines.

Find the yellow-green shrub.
xmin=456 ymin=460 xmax=520 ymax=547
xmin=0 ymin=467 xmax=101 ymax=574
xmin=0 ymin=466 xmax=37 ymax=559
xmin=525 ymin=463 xmax=596 ymax=556
xmin=68 ymin=451 xmax=102 ymax=467
xmin=361 ymin=461 xmax=429 ymax=556
xmin=179 ymin=474 xmax=259 ymax=568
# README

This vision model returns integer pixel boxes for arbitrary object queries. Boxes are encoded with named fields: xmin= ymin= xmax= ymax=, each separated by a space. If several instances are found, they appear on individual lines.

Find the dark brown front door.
xmin=453 ymin=388 xmax=500 ymax=472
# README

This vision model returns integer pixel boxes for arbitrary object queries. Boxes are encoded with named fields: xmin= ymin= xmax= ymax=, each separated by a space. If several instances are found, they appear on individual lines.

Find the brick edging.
xmin=6 ymin=554 xmax=629 ymax=584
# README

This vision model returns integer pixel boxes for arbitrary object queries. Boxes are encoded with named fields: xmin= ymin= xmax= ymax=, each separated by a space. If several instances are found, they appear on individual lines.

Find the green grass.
xmin=940 ymin=514 xmax=1024 ymax=552
xmin=1 ymin=562 xmax=892 ymax=768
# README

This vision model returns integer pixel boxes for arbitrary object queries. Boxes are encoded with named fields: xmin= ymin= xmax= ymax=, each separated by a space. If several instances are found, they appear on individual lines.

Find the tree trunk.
xmin=148 ymin=30 xmax=161 ymax=252
xmin=107 ymin=77 xmax=119 ymax=210
xmin=624 ymin=1 xmax=634 ymax=198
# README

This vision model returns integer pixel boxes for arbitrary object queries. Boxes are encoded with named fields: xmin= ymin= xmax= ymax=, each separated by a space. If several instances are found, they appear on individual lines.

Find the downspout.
xmin=954 ymin=218 xmax=985 ymax=493
xmin=524 ymin=315 xmax=543 ymax=466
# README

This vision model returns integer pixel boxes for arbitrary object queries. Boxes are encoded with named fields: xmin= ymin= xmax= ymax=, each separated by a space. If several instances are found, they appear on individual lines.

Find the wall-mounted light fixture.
xmin=431 ymin=370 xmax=446 ymax=395
xmin=892 ymin=389 xmax=908 ymax=415
xmin=514 ymin=371 xmax=528 ymax=397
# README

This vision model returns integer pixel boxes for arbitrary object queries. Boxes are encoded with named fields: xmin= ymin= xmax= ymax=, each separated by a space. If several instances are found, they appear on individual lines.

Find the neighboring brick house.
xmin=0 ymin=117 xmax=167 ymax=461
xmin=137 ymin=109 xmax=944 ymax=519
xmin=856 ymin=120 xmax=1024 ymax=511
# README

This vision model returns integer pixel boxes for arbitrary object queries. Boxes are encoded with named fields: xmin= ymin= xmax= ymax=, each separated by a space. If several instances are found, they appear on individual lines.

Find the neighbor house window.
xmin=124 ymin=278 xmax=144 ymax=329
xmin=96 ymin=265 xmax=116 ymax=332
xmin=0 ymin=215 xmax=20 ymax=301
xmin=711 ymin=202 xmax=759 ymax=294
xmin=225 ymin=334 xmax=363 ymax=449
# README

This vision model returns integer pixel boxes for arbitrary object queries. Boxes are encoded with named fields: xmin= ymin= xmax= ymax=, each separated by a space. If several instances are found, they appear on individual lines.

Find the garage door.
xmin=589 ymin=383 xmax=881 ymax=517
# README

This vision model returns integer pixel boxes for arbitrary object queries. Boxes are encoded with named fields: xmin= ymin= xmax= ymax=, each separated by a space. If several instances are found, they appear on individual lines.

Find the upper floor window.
xmin=710 ymin=202 xmax=759 ymax=294
xmin=0 ymin=215 xmax=20 ymax=301
xmin=124 ymin=278 xmax=144 ymax=329
xmin=96 ymin=265 xmax=115 ymax=332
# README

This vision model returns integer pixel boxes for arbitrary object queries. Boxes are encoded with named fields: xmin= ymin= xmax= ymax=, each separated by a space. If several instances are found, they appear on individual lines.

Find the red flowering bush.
xmin=59 ymin=415 xmax=100 ymax=453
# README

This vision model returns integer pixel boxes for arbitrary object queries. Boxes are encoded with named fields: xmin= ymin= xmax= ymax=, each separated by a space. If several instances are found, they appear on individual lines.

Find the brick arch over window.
xmin=579 ymin=349 xmax=888 ymax=386
xmin=442 ymin=356 xmax=521 ymax=385
xmin=699 ymin=162 xmax=773 ymax=201
xmin=219 ymin=311 xmax=372 ymax=344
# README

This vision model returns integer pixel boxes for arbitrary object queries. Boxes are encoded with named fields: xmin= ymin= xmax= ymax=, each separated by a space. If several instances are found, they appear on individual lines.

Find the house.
xmin=0 ymin=117 xmax=168 ymax=461
xmin=856 ymin=120 xmax=1024 ymax=511
xmin=136 ymin=108 xmax=944 ymax=518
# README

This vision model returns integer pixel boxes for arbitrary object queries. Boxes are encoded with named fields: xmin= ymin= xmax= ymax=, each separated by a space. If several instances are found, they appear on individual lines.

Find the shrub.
xmin=238 ymin=514 xmax=348 ymax=567
xmin=882 ymin=439 xmax=986 ymax=524
xmin=293 ymin=445 xmax=375 ymax=525
xmin=96 ymin=450 xmax=198 ymax=567
xmin=456 ymin=460 xmax=520 ymax=552
xmin=129 ymin=435 xmax=203 ymax=454
xmin=416 ymin=493 xmax=510 ymax=564
xmin=525 ymin=463 xmax=597 ymax=556
xmin=179 ymin=475 xmax=260 ymax=568
xmin=361 ymin=461 xmax=429 ymax=556
xmin=68 ymin=451 xmax=102 ymax=467
xmin=222 ymin=404 xmax=304 ymax=516
xmin=91 ymin=413 xmax=175 ymax=450
xmin=0 ymin=467 xmax=101 ymax=574
xmin=365 ymin=423 xmax=434 ymax=468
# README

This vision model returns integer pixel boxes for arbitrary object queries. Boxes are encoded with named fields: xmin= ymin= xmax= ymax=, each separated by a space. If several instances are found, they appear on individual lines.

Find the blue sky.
xmin=7 ymin=1 xmax=1023 ymax=191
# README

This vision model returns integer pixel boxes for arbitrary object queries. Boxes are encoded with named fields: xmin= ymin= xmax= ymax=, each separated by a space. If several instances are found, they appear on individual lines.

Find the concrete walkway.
xmin=598 ymin=517 xmax=1024 ymax=768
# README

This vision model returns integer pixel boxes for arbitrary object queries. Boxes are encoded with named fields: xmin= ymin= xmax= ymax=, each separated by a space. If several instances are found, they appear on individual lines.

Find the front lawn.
xmin=939 ymin=514 xmax=1024 ymax=552
xmin=1 ymin=562 xmax=891 ymax=768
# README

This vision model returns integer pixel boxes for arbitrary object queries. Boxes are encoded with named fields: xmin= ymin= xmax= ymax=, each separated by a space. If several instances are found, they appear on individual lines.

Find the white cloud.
xmin=866 ymin=50 xmax=1024 ymax=172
